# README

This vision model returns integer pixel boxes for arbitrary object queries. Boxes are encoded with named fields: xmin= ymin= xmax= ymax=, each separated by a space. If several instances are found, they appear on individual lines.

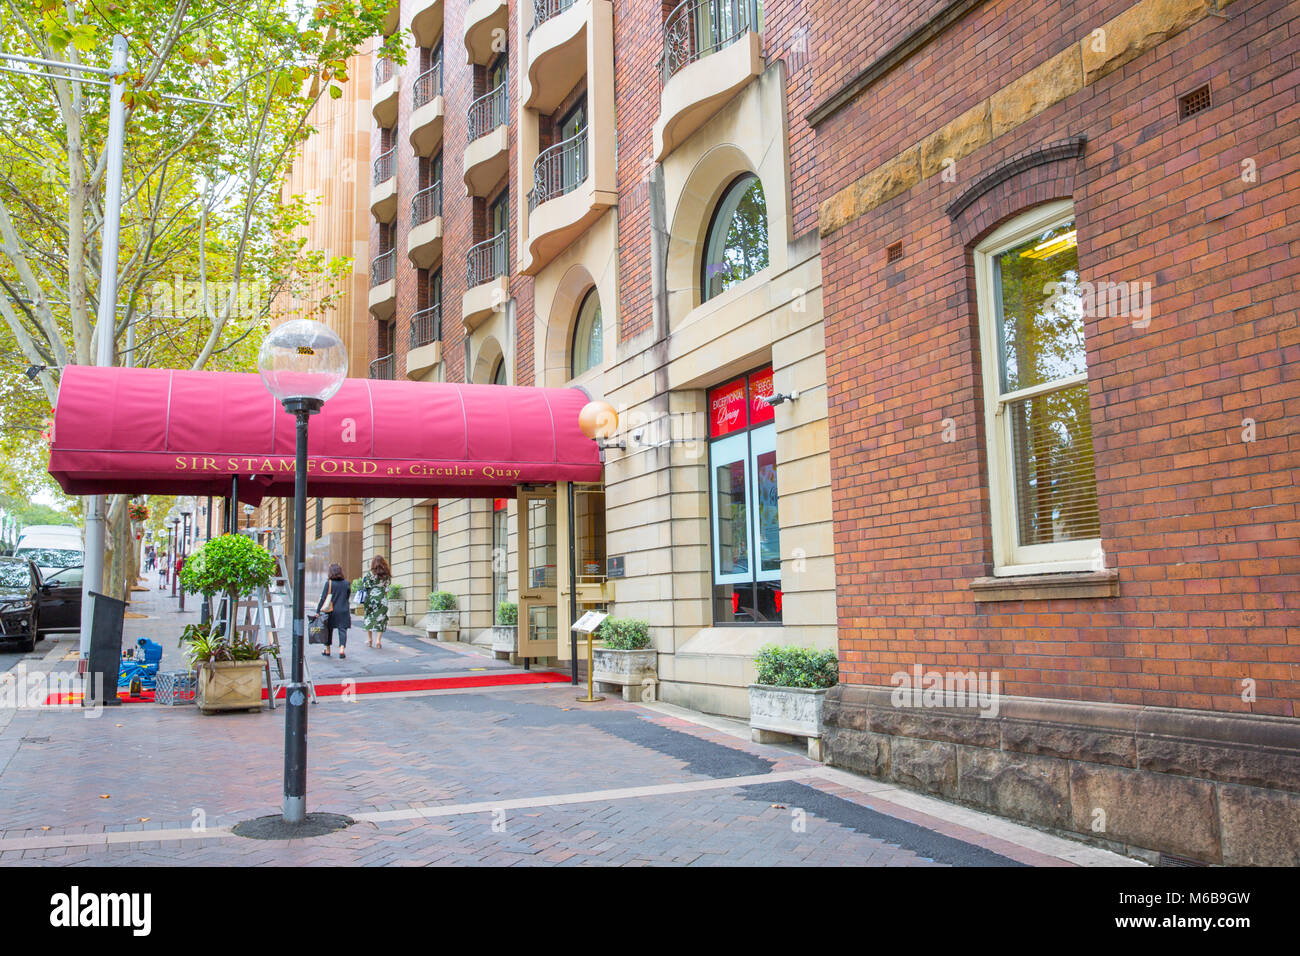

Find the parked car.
xmin=0 ymin=557 xmax=39 ymax=652
xmin=34 ymin=565 xmax=82 ymax=636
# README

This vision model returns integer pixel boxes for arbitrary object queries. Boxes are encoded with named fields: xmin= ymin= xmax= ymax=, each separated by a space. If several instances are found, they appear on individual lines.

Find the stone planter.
xmin=423 ymin=609 xmax=459 ymax=642
xmin=748 ymin=684 xmax=829 ymax=761
xmin=593 ymin=646 xmax=657 ymax=702
xmin=386 ymin=599 xmax=405 ymax=626
xmin=490 ymin=624 xmax=516 ymax=659
xmin=196 ymin=660 xmax=265 ymax=714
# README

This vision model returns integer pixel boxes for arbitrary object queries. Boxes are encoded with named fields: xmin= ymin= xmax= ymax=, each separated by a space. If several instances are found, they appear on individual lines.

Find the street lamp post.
xmin=257 ymin=319 xmax=347 ymax=826
xmin=179 ymin=510 xmax=192 ymax=612
xmin=166 ymin=518 xmax=177 ymax=595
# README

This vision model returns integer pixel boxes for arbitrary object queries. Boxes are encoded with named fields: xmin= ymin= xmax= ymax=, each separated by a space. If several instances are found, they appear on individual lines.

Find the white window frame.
xmin=974 ymin=199 xmax=1102 ymax=577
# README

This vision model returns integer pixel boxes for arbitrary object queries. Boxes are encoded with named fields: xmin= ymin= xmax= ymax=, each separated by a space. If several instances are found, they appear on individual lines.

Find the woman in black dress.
xmin=315 ymin=563 xmax=353 ymax=659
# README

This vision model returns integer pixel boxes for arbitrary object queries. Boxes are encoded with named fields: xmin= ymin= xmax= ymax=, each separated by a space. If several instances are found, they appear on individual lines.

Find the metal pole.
xmin=228 ymin=475 xmax=238 ymax=533
xmin=282 ymin=397 xmax=321 ymax=824
xmin=79 ymin=34 xmax=129 ymax=658
xmin=201 ymin=497 xmax=212 ymax=627
xmin=568 ymin=483 xmax=579 ymax=685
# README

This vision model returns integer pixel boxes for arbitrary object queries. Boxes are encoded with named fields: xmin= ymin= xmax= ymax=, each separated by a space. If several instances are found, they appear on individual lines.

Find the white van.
xmin=14 ymin=526 xmax=84 ymax=573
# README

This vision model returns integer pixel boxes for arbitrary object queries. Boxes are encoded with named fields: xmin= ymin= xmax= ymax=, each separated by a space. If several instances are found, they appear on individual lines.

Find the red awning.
xmin=47 ymin=365 xmax=602 ymax=501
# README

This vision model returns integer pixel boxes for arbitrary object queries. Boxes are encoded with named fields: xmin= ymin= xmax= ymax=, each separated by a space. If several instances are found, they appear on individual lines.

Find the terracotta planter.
xmin=196 ymin=660 xmax=265 ymax=714
xmin=748 ymin=684 xmax=828 ymax=760
xmin=592 ymin=646 xmax=657 ymax=702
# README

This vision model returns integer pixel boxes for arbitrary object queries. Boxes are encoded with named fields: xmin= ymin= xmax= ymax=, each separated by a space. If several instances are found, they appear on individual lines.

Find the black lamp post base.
xmin=232 ymin=812 xmax=353 ymax=841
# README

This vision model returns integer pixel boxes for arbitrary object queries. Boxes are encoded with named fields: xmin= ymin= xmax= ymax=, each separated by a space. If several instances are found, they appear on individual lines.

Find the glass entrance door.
xmin=517 ymin=486 xmax=558 ymax=658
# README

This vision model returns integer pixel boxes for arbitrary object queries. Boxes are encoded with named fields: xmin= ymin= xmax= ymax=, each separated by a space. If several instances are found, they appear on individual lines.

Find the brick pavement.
xmin=0 ymin=584 xmax=1138 ymax=866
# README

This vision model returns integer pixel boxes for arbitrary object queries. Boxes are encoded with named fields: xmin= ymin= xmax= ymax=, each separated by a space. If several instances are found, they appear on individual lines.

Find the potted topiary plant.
xmin=180 ymin=620 xmax=277 ymax=714
xmin=423 ymin=590 xmax=458 ymax=641
xmin=592 ymin=617 xmax=657 ymax=701
xmin=491 ymin=601 xmax=517 ymax=658
xmin=179 ymin=533 xmax=277 ymax=641
xmin=385 ymin=582 xmax=405 ymax=625
xmin=748 ymin=644 xmax=839 ymax=760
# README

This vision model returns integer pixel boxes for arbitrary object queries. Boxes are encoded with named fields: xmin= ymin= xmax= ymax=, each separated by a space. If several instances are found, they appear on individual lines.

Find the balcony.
xmin=372 ymin=57 xmax=400 ymax=127
xmin=406 ymin=182 xmax=443 ymax=268
xmin=369 ymin=353 xmax=396 ymax=381
xmin=652 ymin=0 xmax=763 ymax=161
xmin=370 ymin=147 xmax=398 ymax=221
xmin=525 ymin=0 xmax=587 ymax=113
xmin=409 ymin=61 xmax=445 ymax=155
xmin=406 ymin=304 xmax=443 ymax=379
xmin=463 ymin=81 xmax=509 ymax=196
xmin=381 ymin=0 xmax=400 ymax=37
xmin=368 ymin=249 xmax=396 ymax=319
xmin=464 ymin=0 xmax=508 ymax=64
xmin=410 ymin=0 xmax=443 ymax=46
xmin=462 ymin=231 xmax=509 ymax=329
xmin=524 ymin=129 xmax=615 ymax=272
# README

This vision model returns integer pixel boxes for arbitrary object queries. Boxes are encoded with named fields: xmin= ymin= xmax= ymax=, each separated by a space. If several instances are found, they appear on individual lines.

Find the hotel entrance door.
xmin=517 ymin=485 xmax=558 ymax=658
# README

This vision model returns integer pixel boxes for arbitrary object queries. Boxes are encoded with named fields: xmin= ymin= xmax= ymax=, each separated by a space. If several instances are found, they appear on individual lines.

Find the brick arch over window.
xmin=949 ymin=136 xmax=1088 ymax=248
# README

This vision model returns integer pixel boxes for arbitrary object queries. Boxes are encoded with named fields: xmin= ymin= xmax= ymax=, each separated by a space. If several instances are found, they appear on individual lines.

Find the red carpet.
xmin=44 ymin=670 xmax=571 ymax=706
xmin=264 ymin=670 xmax=572 ymax=699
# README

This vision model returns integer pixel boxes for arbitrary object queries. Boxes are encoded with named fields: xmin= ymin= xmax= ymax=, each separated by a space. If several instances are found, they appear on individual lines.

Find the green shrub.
xmin=596 ymin=616 xmax=650 ymax=650
xmin=428 ymin=590 xmax=457 ymax=611
xmin=179 ymin=534 xmax=276 ymax=599
xmin=386 ymin=582 xmax=403 ymax=600
xmin=754 ymin=645 xmax=838 ymax=689
xmin=496 ymin=601 xmax=518 ymax=626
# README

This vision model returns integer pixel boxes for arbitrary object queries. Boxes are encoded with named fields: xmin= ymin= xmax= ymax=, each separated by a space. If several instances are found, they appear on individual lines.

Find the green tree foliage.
xmin=0 ymin=0 xmax=401 ymax=597
xmin=180 ymin=532 xmax=275 ymax=597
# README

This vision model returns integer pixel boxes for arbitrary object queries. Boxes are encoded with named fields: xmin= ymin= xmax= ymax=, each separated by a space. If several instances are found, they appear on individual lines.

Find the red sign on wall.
xmin=708 ymin=376 xmax=749 ymax=438
xmin=749 ymin=367 xmax=774 ymax=426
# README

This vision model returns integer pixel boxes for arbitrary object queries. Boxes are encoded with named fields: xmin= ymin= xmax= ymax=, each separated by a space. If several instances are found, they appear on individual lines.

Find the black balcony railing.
xmin=369 ymin=353 xmax=395 ymax=380
xmin=467 ymin=80 xmax=508 ymax=141
xmin=370 ymin=249 xmax=395 ymax=287
xmin=373 ymin=146 xmax=396 ymax=185
xmin=411 ymin=181 xmax=443 ymax=226
xmin=660 ymin=0 xmax=761 ymax=85
xmin=530 ymin=0 xmax=577 ymax=34
xmin=528 ymin=129 xmax=588 ymax=212
xmin=466 ymin=231 xmax=507 ymax=288
xmin=410 ymin=303 xmax=442 ymax=348
xmin=413 ymin=59 xmax=443 ymax=108
xmin=374 ymin=57 xmax=395 ymax=87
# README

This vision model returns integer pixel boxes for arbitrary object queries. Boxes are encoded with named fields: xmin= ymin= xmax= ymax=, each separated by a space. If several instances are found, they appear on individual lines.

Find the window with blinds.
xmin=976 ymin=201 xmax=1102 ymax=574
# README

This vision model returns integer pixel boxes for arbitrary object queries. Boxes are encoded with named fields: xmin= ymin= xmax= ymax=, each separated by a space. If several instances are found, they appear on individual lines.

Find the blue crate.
xmin=155 ymin=670 xmax=197 ymax=706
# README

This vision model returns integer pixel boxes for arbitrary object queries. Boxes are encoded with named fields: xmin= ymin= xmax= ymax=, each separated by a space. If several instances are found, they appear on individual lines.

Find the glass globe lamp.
xmin=256 ymin=319 xmax=348 ymax=407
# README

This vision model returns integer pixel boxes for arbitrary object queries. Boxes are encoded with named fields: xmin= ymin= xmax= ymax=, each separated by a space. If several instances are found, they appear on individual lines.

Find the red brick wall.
xmin=814 ymin=0 xmax=1300 ymax=716
xmin=368 ymin=2 xmax=533 ymax=386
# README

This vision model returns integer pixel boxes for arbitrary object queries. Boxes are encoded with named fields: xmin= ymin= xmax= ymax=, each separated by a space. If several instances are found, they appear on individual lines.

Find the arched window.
xmin=701 ymin=173 xmax=768 ymax=301
xmin=491 ymin=357 xmax=507 ymax=386
xmin=570 ymin=288 xmax=603 ymax=378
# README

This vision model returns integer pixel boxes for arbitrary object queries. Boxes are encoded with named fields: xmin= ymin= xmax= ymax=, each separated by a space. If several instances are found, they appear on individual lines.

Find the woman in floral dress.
xmin=359 ymin=554 xmax=392 ymax=648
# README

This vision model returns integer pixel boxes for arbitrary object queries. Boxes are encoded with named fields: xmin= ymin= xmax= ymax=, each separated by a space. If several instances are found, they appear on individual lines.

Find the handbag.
xmin=308 ymin=614 xmax=328 ymax=645
xmin=320 ymin=586 xmax=334 ymax=615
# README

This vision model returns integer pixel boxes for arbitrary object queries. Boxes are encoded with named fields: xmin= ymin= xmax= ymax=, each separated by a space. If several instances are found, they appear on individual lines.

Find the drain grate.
xmin=1159 ymin=852 xmax=1208 ymax=867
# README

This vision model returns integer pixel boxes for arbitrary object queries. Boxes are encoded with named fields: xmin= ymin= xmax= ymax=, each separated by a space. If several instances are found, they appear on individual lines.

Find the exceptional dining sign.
xmin=48 ymin=365 xmax=602 ymax=500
